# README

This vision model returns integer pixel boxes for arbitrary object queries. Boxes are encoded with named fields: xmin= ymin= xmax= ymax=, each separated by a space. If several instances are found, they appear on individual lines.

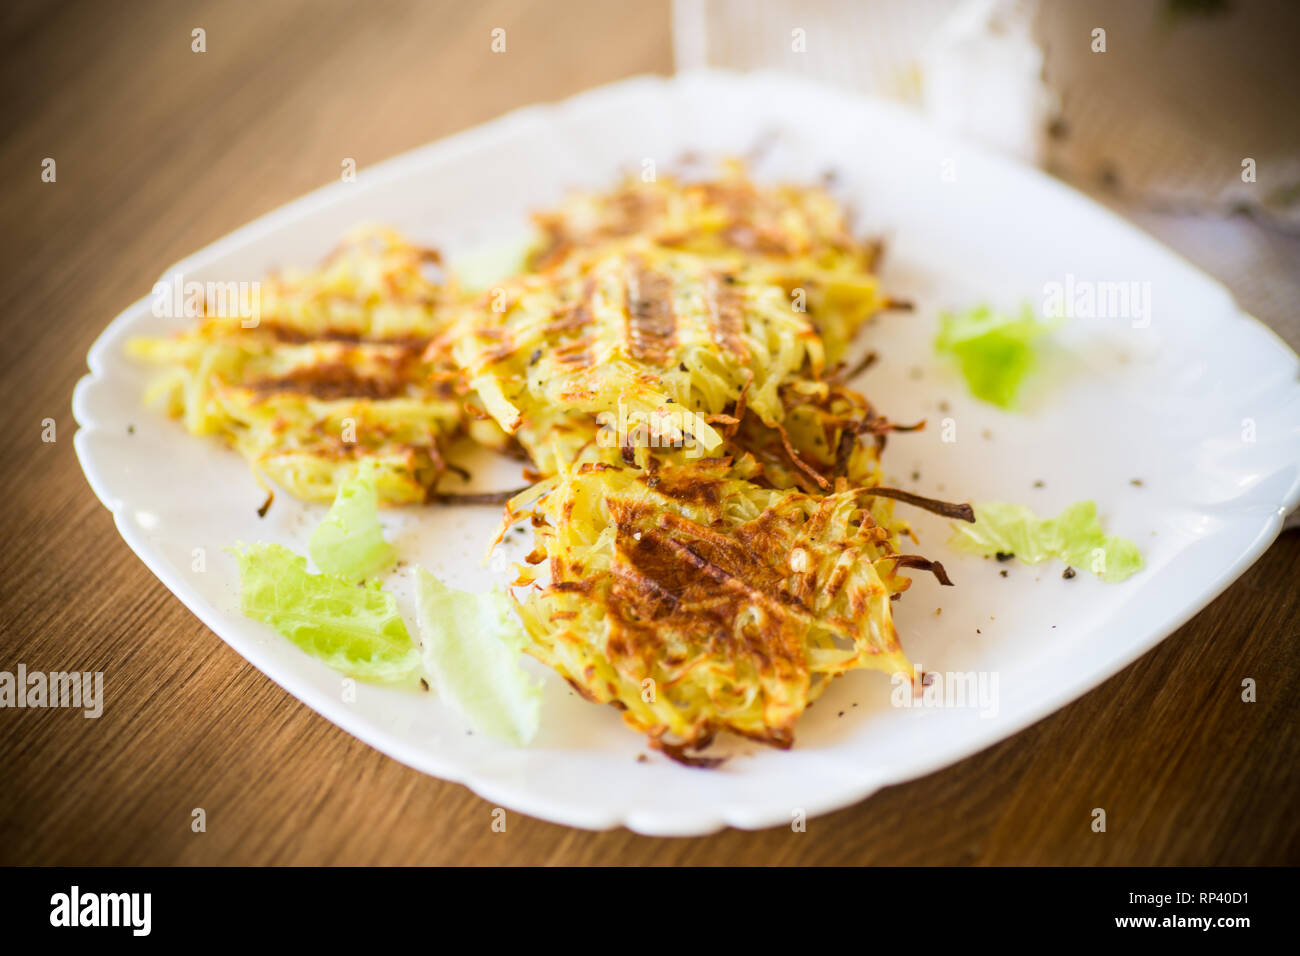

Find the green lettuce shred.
xmin=935 ymin=303 xmax=1054 ymax=408
xmin=949 ymin=501 xmax=1144 ymax=582
xmin=232 ymin=542 xmax=420 ymax=682
xmin=414 ymin=567 xmax=541 ymax=746
xmin=308 ymin=462 xmax=395 ymax=582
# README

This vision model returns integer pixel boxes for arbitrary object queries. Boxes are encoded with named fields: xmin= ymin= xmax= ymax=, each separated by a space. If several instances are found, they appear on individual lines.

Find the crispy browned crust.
xmin=527 ymin=169 xmax=876 ymax=273
xmin=515 ymin=459 xmax=916 ymax=755
xmin=861 ymin=487 xmax=975 ymax=523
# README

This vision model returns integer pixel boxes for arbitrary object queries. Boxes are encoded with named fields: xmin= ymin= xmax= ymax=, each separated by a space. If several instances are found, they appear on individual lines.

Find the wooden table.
xmin=2 ymin=0 xmax=1295 ymax=865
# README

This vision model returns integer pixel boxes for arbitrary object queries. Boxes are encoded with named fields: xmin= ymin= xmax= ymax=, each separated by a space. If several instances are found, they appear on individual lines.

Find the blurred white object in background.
xmin=673 ymin=0 xmax=957 ymax=106
xmin=920 ymin=0 xmax=1054 ymax=165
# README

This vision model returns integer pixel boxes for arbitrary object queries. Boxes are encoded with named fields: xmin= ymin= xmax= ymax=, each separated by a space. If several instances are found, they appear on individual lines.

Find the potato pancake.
xmin=526 ymin=163 xmax=898 ymax=363
xmin=508 ymin=460 xmax=923 ymax=759
xmin=450 ymin=239 xmax=833 ymax=476
xmin=130 ymin=228 xmax=464 ymax=504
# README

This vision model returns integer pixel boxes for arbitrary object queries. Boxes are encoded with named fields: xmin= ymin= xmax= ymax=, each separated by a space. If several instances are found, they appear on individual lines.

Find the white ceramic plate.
xmin=73 ymin=71 xmax=1300 ymax=836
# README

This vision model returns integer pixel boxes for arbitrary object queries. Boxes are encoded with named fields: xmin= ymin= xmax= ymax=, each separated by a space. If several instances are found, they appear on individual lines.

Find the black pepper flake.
xmin=1062 ymin=567 xmax=1077 ymax=579
xmin=528 ymin=348 xmax=542 ymax=365
xmin=995 ymin=551 xmax=1014 ymax=562
xmin=1033 ymin=480 xmax=1044 ymax=488
xmin=838 ymin=711 xmax=844 ymax=717
xmin=999 ymin=569 xmax=1009 ymax=577
xmin=911 ymin=470 xmax=920 ymax=481
xmin=419 ymin=677 xmax=430 ymax=691
xmin=679 ymin=362 xmax=688 ymax=372
xmin=127 ymin=424 xmax=135 ymax=435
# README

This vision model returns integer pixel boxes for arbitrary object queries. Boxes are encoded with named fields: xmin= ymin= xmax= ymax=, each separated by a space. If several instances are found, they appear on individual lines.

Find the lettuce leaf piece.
xmin=414 ymin=567 xmax=541 ymax=745
xmin=949 ymin=501 xmax=1143 ymax=582
xmin=309 ymin=462 xmax=395 ymax=582
xmin=232 ymin=542 xmax=420 ymax=681
xmin=934 ymin=303 xmax=1054 ymax=408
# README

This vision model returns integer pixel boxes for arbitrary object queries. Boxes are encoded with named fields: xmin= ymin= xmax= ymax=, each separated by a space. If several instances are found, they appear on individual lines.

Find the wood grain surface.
xmin=1 ymin=0 xmax=1296 ymax=865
